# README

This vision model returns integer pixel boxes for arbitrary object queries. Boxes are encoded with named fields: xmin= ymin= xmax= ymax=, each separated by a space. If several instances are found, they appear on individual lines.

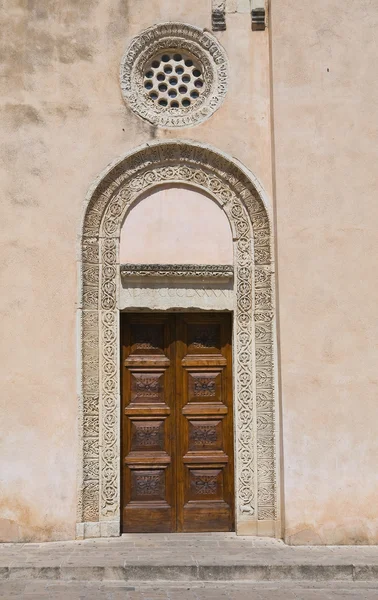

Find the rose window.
xmin=120 ymin=23 xmax=228 ymax=128
xmin=143 ymin=52 xmax=204 ymax=109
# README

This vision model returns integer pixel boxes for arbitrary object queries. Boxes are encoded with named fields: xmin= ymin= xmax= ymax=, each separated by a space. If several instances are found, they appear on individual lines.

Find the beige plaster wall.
xmin=120 ymin=185 xmax=233 ymax=265
xmin=270 ymin=0 xmax=378 ymax=544
xmin=0 ymin=1 xmax=272 ymax=540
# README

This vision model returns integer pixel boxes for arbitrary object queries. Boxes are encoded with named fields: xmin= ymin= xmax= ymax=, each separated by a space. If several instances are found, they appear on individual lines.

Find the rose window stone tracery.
xmin=144 ymin=51 xmax=204 ymax=109
xmin=120 ymin=22 xmax=228 ymax=128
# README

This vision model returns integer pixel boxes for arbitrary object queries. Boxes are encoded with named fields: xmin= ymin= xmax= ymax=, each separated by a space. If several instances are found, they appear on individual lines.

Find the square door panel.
xmin=130 ymin=420 xmax=165 ymax=452
xmin=187 ymin=323 xmax=221 ymax=354
xmin=130 ymin=372 xmax=165 ymax=404
xmin=130 ymin=323 xmax=165 ymax=355
xmin=188 ymin=468 xmax=224 ymax=501
xmin=131 ymin=469 xmax=166 ymax=502
xmin=188 ymin=420 xmax=223 ymax=451
xmin=188 ymin=371 xmax=222 ymax=403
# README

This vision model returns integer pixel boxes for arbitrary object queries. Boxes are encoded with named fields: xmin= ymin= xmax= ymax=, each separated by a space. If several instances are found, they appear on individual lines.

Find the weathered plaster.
xmin=119 ymin=185 xmax=233 ymax=265
xmin=0 ymin=1 xmax=272 ymax=542
xmin=270 ymin=0 xmax=378 ymax=544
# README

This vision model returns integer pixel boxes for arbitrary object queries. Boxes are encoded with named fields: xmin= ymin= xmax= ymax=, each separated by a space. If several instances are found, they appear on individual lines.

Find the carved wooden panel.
xmin=130 ymin=372 xmax=165 ymax=404
xmin=188 ymin=419 xmax=223 ymax=451
xmin=187 ymin=323 xmax=221 ymax=354
xmin=130 ymin=420 xmax=165 ymax=452
xmin=130 ymin=323 xmax=165 ymax=355
xmin=188 ymin=372 xmax=221 ymax=403
xmin=189 ymin=468 xmax=223 ymax=500
xmin=131 ymin=469 xmax=166 ymax=501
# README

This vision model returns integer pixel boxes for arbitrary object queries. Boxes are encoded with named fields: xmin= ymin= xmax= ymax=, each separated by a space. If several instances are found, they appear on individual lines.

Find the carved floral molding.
xmin=78 ymin=140 xmax=277 ymax=538
xmin=120 ymin=264 xmax=234 ymax=280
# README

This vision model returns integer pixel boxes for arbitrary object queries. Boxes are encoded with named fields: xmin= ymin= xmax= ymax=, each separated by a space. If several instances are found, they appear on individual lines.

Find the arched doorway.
xmin=77 ymin=140 xmax=279 ymax=538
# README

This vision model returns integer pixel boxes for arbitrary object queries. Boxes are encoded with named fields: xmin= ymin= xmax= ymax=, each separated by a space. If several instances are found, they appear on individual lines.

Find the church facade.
xmin=1 ymin=0 xmax=377 ymax=545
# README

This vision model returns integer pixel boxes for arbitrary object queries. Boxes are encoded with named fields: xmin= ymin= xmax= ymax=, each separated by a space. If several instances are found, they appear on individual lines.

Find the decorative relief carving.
xmin=120 ymin=285 xmax=234 ymax=312
xmin=189 ymin=324 xmax=220 ymax=349
xmin=191 ymin=424 xmax=218 ymax=446
xmin=131 ymin=373 xmax=163 ymax=404
xmin=134 ymin=377 xmax=160 ymax=398
xmin=120 ymin=264 xmax=234 ymax=279
xmin=120 ymin=23 xmax=228 ymax=128
xmin=131 ymin=325 xmax=163 ymax=352
xmin=193 ymin=378 xmax=216 ymax=397
xmin=82 ymin=482 xmax=99 ymax=522
xmin=79 ymin=140 xmax=276 ymax=535
xmin=135 ymin=340 xmax=157 ymax=351
xmin=123 ymin=288 xmax=232 ymax=298
xmin=191 ymin=472 xmax=218 ymax=495
xmin=133 ymin=425 xmax=163 ymax=447
xmin=99 ymin=308 xmax=119 ymax=517
xmin=132 ymin=471 xmax=165 ymax=499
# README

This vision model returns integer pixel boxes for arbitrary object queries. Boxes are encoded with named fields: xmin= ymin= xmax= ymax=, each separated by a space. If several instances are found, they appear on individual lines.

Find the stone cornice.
xmin=120 ymin=264 xmax=234 ymax=279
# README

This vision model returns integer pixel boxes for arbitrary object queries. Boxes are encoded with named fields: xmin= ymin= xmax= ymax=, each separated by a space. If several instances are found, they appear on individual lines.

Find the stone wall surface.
xmin=270 ymin=0 xmax=378 ymax=544
xmin=120 ymin=186 xmax=234 ymax=265
xmin=1 ymin=0 xmax=377 ymax=544
xmin=0 ymin=0 xmax=271 ymax=541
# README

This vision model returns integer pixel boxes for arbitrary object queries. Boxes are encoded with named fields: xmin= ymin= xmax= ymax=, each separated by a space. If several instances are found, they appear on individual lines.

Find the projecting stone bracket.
xmin=212 ymin=0 xmax=266 ymax=32
xmin=251 ymin=1 xmax=266 ymax=30
xmin=212 ymin=0 xmax=226 ymax=31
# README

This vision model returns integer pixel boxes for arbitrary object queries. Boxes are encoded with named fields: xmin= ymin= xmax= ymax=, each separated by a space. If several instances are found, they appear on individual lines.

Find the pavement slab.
xmin=1 ymin=581 xmax=378 ymax=600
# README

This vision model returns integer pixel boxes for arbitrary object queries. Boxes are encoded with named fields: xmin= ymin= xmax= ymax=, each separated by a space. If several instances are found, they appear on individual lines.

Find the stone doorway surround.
xmin=77 ymin=140 xmax=280 ymax=539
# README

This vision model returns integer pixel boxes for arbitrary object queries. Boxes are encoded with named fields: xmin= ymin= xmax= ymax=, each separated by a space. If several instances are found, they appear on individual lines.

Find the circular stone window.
xmin=120 ymin=22 xmax=228 ymax=128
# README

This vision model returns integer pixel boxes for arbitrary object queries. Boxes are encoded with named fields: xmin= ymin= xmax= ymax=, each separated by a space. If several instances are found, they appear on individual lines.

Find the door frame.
xmin=77 ymin=140 xmax=280 ymax=539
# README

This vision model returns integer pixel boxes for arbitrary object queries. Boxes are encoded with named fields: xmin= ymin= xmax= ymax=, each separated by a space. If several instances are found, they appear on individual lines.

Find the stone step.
xmin=1 ymin=563 xmax=378 ymax=582
xmin=2 ymin=536 xmax=378 ymax=583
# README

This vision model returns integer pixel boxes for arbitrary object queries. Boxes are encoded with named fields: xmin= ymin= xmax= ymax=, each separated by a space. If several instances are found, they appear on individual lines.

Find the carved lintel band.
xmin=120 ymin=264 xmax=234 ymax=279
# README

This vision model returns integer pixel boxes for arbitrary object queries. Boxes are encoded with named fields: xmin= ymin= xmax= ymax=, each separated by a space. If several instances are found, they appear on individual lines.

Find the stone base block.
xmin=236 ymin=518 xmax=282 ymax=537
xmin=76 ymin=521 xmax=120 ymax=539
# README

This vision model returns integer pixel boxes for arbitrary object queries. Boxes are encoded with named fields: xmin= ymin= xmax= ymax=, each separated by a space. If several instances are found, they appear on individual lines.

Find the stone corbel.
xmin=251 ymin=0 xmax=266 ymax=30
xmin=212 ymin=0 xmax=226 ymax=31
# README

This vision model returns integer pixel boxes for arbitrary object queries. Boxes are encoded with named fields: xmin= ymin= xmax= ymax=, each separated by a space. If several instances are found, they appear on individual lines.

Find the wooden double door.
xmin=121 ymin=313 xmax=234 ymax=533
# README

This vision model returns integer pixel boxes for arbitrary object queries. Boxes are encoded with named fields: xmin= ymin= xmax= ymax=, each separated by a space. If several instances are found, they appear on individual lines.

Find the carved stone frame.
xmin=120 ymin=22 xmax=228 ymax=128
xmin=77 ymin=140 xmax=280 ymax=538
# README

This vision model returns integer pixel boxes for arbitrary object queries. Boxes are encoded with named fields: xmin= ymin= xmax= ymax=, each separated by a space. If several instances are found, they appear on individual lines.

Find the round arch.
xmin=77 ymin=140 xmax=280 ymax=538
